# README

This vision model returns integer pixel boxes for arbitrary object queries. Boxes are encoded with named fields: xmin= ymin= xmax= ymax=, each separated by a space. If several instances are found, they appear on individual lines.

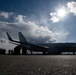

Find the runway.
xmin=0 ymin=55 xmax=76 ymax=75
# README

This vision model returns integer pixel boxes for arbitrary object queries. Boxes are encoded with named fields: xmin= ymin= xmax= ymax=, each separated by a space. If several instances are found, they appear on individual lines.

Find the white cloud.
xmin=50 ymin=16 xmax=59 ymax=23
xmin=0 ymin=11 xmax=69 ymax=49
xmin=0 ymin=39 xmax=9 ymax=46
xmin=15 ymin=15 xmax=26 ymax=24
xmin=67 ymin=1 xmax=76 ymax=15
xmin=50 ymin=12 xmax=60 ymax=23
xmin=0 ymin=13 xmax=57 ymax=43
xmin=0 ymin=11 xmax=13 ymax=19
xmin=15 ymin=15 xmax=57 ymax=43
xmin=50 ymin=12 xmax=56 ymax=16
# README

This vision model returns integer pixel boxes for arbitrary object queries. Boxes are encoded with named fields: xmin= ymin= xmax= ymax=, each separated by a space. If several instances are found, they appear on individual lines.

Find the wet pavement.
xmin=0 ymin=55 xmax=76 ymax=75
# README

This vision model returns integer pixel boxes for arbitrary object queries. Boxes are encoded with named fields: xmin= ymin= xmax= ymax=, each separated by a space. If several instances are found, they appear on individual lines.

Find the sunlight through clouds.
xmin=0 ymin=0 xmax=76 ymax=49
xmin=50 ymin=1 xmax=76 ymax=23
xmin=50 ymin=7 xmax=67 ymax=23
xmin=57 ymin=8 xmax=67 ymax=18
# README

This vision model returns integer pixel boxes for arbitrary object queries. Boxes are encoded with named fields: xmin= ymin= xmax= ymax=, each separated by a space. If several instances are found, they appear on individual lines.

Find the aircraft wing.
xmin=18 ymin=32 xmax=49 ymax=50
xmin=6 ymin=32 xmax=49 ymax=52
xmin=9 ymin=41 xmax=20 ymax=45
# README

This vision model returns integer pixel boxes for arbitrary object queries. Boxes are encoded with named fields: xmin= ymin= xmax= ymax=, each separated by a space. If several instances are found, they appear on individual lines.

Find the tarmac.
xmin=0 ymin=55 xmax=76 ymax=75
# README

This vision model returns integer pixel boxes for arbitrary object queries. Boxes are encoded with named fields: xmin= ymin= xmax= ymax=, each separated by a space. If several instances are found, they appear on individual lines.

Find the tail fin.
xmin=19 ymin=32 xmax=28 ymax=43
xmin=6 ymin=32 xmax=13 ymax=41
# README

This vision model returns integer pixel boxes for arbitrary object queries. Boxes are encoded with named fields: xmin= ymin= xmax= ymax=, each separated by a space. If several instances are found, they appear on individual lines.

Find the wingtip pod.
xmin=6 ymin=32 xmax=13 ymax=41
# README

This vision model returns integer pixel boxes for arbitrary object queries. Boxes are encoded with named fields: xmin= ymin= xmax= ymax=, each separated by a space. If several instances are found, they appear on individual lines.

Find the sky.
xmin=0 ymin=0 xmax=76 ymax=50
